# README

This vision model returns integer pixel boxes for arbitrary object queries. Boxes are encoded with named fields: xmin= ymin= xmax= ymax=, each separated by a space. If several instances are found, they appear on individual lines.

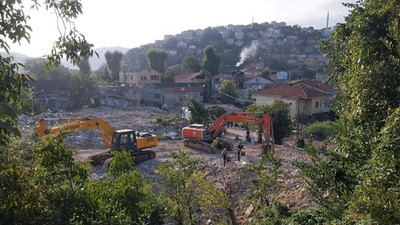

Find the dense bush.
xmin=304 ymin=121 xmax=336 ymax=141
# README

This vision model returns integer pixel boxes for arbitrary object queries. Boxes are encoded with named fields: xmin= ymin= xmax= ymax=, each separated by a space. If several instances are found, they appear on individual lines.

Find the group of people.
xmin=220 ymin=141 xmax=245 ymax=167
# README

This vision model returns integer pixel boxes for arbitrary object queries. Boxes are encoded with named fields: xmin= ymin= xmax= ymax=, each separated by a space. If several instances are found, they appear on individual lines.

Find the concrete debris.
xmin=19 ymin=104 xmax=316 ymax=222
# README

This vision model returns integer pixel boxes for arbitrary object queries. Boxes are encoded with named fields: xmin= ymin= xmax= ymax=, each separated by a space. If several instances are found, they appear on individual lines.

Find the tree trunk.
xmin=226 ymin=207 xmax=238 ymax=225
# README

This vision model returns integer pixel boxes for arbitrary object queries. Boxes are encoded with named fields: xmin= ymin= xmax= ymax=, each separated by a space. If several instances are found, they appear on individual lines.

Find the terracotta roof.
xmin=293 ymin=79 xmax=335 ymax=91
xmin=175 ymin=72 xmax=204 ymax=83
xmin=253 ymin=85 xmax=330 ymax=99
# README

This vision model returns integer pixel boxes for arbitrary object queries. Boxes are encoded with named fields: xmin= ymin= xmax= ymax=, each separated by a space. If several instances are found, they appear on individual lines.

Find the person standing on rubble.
xmin=221 ymin=148 xmax=227 ymax=167
xmin=237 ymin=142 xmax=244 ymax=161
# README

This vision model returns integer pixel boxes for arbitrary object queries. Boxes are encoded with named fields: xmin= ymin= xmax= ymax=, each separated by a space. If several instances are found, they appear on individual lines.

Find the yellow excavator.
xmin=37 ymin=117 xmax=158 ymax=165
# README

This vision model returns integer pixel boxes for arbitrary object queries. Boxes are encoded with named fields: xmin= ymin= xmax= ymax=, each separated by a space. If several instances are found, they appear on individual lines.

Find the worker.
xmin=246 ymin=129 xmax=250 ymax=142
xmin=237 ymin=142 xmax=244 ymax=161
xmin=221 ymin=148 xmax=227 ymax=167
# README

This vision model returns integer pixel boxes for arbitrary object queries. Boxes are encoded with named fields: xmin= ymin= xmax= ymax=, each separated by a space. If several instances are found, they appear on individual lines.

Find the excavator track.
xmin=183 ymin=138 xmax=233 ymax=153
xmin=183 ymin=140 xmax=217 ymax=153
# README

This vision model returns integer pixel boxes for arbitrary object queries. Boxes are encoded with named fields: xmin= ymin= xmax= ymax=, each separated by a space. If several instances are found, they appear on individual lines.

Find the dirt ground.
xmin=36 ymin=105 xmax=316 ymax=222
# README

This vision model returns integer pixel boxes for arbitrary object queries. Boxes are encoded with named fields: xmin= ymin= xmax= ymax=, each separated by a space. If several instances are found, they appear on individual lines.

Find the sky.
xmin=9 ymin=0 xmax=357 ymax=57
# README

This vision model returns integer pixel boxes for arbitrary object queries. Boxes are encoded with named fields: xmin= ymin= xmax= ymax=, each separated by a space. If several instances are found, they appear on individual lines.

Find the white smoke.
xmin=236 ymin=42 xmax=258 ymax=67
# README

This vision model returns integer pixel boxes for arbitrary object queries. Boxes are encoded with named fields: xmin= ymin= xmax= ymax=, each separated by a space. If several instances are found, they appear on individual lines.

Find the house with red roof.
xmin=174 ymin=72 xmax=205 ymax=83
xmin=291 ymin=79 xmax=337 ymax=95
xmin=252 ymin=84 xmax=333 ymax=117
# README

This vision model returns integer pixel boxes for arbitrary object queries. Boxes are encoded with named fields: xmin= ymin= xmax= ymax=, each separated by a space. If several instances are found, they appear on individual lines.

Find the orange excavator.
xmin=182 ymin=112 xmax=274 ymax=153
xmin=37 ymin=117 xmax=158 ymax=165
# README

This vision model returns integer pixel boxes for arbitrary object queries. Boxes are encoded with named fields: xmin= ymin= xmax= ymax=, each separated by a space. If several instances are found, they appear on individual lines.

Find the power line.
xmin=218 ymin=90 xmax=253 ymax=103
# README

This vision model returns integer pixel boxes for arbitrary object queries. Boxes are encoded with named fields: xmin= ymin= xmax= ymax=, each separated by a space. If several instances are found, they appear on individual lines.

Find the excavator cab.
xmin=111 ymin=129 xmax=138 ymax=151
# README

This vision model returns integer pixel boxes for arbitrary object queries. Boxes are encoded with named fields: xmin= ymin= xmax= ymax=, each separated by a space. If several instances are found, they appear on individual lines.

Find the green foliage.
xmin=186 ymin=97 xmax=227 ymax=124
xmin=162 ymin=70 xmax=175 ymax=83
xmin=304 ymin=121 xmax=337 ymax=141
xmin=155 ymin=150 xmax=228 ymax=225
xmin=246 ymin=101 xmax=292 ymax=144
xmin=153 ymin=114 xmax=180 ymax=126
xmin=186 ymin=96 xmax=208 ymax=124
xmin=108 ymin=151 xmax=133 ymax=178
xmin=207 ymin=103 xmax=226 ymax=120
xmin=105 ymin=50 xmax=123 ymax=81
xmin=296 ymin=144 xmax=354 ymax=220
xmin=218 ymin=80 xmax=237 ymax=104
xmin=181 ymin=56 xmax=202 ymax=72
xmin=69 ymin=72 xmax=95 ymax=105
xmin=202 ymin=45 xmax=221 ymax=76
xmin=0 ymin=56 xmax=29 ymax=145
xmin=290 ymin=208 xmax=326 ymax=225
xmin=0 ymin=134 xmax=163 ymax=224
xmin=246 ymin=152 xmax=285 ymax=211
xmin=298 ymin=1 xmax=400 ymax=223
xmin=146 ymin=48 xmax=169 ymax=74
xmin=77 ymin=56 xmax=91 ymax=75
xmin=24 ymin=58 xmax=69 ymax=80
xmin=261 ymin=67 xmax=270 ymax=78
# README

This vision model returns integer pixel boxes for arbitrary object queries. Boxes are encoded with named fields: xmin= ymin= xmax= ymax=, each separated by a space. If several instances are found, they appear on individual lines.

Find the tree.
xmin=218 ymin=80 xmax=237 ymax=104
xmin=186 ymin=96 xmax=208 ymax=124
xmin=181 ymin=56 xmax=201 ymax=72
xmin=261 ymin=67 xmax=270 ymax=78
xmin=0 ymin=0 xmax=95 ymax=145
xmin=162 ymin=70 xmax=175 ymax=84
xmin=24 ymin=58 xmax=69 ymax=80
xmin=69 ymin=72 xmax=95 ymax=105
xmin=299 ymin=1 xmax=400 ymax=223
xmin=202 ymin=45 xmax=221 ymax=102
xmin=202 ymin=45 xmax=221 ymax=76
xmin=155 ymin=150 xmax=228 ymax=225
xmin=146 ymin=48 xmax=169 ymax=74
xmin=77 ymin=57 xmax=91 ymax=75
xmin=105 ymin=51 xmax=123 ymax=81
xmin=246 ymin=101 xmax=292 ymax=144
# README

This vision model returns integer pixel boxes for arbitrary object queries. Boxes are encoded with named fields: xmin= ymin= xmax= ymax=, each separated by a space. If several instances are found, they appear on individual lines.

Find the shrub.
xmin=305 ymin=121 xmax=337 ymax=141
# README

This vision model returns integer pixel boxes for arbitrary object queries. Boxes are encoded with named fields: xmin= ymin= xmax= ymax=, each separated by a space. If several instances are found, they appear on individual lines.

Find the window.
xmin=130 ymin=133 xmax=135 ymax=144
xmin=315 ymin=101 xmax=319 ymax=108
xmin=120 ymin=134 xmax=129 ymax=144
xmin=155 ymin=94 xmax=161 ymax=99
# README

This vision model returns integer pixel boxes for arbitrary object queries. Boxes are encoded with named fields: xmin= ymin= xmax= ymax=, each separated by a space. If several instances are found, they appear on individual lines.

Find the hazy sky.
xmin=10 ymin=0 xmax=356 ymax=57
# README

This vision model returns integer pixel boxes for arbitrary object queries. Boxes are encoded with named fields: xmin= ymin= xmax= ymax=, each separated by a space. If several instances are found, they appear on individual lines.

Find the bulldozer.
xmin=182 ymin=112 xmax=274 ymax=153
xmin=37 ymin=117 xmax=158 ymax=166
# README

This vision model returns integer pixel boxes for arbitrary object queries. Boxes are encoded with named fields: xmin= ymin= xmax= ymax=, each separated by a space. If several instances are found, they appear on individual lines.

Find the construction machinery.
xmin=37 ymin=117 xmax=158 ymax=165
xmin=182 ymin=112 xmax=274 ymax=153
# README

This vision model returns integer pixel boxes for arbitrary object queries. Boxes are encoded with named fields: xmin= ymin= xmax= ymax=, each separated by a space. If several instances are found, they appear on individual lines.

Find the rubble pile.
xmin=22 ymin=105 xmax=314 ymax=219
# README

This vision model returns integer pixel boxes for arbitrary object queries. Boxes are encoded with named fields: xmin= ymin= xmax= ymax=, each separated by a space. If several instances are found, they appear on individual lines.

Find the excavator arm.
xmin=207 ymin=112 xmax=274 ymax=144
xmin=37 ymin=118 xmax=115 ymax=148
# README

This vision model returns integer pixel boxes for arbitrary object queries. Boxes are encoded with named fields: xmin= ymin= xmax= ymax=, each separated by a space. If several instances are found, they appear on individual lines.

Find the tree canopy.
xmin=105 ymin=51 xmax=123 ymax=81
xmin=181 ymin=56 xmax=202 ymax=73
xmin=299 ymin=0 xmax=400 ymax=223
xmin=146 ymin=48 xmax=169 ymax=74
xmin=0 ymin=0 xmax=96 ymax=145
xmin=202 ymin=45 xmax=221 ymax=76
xmin=218 ymin=80 xmax=237 ymax=105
